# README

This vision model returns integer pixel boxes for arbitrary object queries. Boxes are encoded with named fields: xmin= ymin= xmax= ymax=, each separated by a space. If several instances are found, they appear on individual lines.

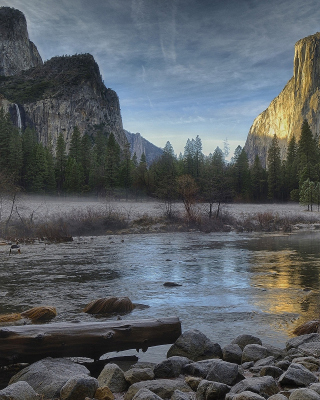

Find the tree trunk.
xmin=0 ymin=317 xmax=181 ymax=366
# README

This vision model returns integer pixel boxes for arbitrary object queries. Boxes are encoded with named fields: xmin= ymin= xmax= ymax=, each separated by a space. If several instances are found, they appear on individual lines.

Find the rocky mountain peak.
xmin=0 ymin=7 xmax=43 ymax=76
xmin=244 ymin=32 xmax=320 ymax=167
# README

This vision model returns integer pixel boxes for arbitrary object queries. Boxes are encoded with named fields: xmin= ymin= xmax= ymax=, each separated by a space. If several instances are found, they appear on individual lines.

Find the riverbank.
xmin=2 ymin=327 xmax=320 ymax=399
xmin=2 ymin=195 xmax=320 ymax=241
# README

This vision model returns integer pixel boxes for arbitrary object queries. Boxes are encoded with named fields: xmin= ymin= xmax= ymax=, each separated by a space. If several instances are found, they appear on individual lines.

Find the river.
xmin=1 ymin=230 xmax=320 ymax=362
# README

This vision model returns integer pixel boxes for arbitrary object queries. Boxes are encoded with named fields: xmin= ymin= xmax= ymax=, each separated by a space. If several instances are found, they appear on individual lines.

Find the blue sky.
xmin=2 ymin=0 xmax=320 ymax=156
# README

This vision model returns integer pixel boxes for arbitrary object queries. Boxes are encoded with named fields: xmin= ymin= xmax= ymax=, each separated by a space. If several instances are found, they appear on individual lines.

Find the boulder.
xmin=132 ymin=388 xmax=163 ymax=400
xmin=268 ymin=395 xmax=289 ymax=400
xmin=124 ymin=368 xmax=155 ymax=385
xmin=185 ymin=376 xmax=202 ymax=391
xmin=226 ymin=376 xmax=279 ymax=399
xmin=298 ymin=342 xmax=320 ymax=358
xmin=259 ymin=366 xmax=283 ymax=379
xmin=171 ymin=389 xmax=196 ymax=400
xmin=154 ymin=356 xmax=191 ymax=379
xmin=254 ymin=356 xmax=275 ymax=368
xmin=275 ymin=360 xmax=291 ymax=371
xmin=241 ymin=345 xmax=270 ymax=363
xmin=289 ymin=388 xmax=320 ymax=400
xmin=231 ymin=391 xmax=265 ymax=399
xmin=292 ymin=356 xmax=320 ymax=372
xmin=167 ymin=330 xmax=222 ymax=361
xmin=196 ymin=379 xmax=230 ymax=400
xmin=310 ymin=383 xmax=320 ymax=395
xmin=206 ymin=360 xmax=243 ymax=386
xmin=60 ymin=375 xmax=98 ymax=400
xmin=183 ymin=359 xmax=221 ymax=378
xmin=231 ymin=335 xmax=262 ymax=350
xmin=0 ymin=381 xmax=40 ymax=400
xmin=9 ymin=357 xmax=90 ymax=399
xmin=222 ymin=344 xmax=243 ymax=364
xmin=98 ymin=363 xmax=128 ymax=393
xmin=286 ymin=333 xmax=320 ymax=351
xmin=94 ymin=386 xmax=115 ymax=400
xmin=124 ymin=379 xmax=192 ymax=400
xmin=278 ymin=363 xmax=318 ymax=387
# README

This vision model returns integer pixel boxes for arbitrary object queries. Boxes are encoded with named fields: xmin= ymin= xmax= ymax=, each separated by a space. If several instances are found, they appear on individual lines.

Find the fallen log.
xmin=0 ymin=317 xmax=181 ymax=366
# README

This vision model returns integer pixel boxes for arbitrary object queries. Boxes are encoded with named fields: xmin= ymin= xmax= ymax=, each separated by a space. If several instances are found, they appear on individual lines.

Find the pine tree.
xmin=232 ymin=146 xmax=250 ymax=200
xmin=298 ymin=119 xmax=318 ymax=184
xmin=69 ymin=126 xmax=82 ymax=162
xmin=55 ymin=133 xmax=67 ymax=192
xmin=105 ymin=132 xmax=121 ymax=192
xmin=250 ymin=155 xmax=267 ymax=201
xmin=267 ymin=134 xmax=282 ymax=200
xmin=285 ymin=135 xmax=299 ymax=201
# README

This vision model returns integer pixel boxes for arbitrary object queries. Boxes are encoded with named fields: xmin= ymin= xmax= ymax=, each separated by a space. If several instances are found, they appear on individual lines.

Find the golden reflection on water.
xmin=250 ymin=248 xmax=320 ymax=337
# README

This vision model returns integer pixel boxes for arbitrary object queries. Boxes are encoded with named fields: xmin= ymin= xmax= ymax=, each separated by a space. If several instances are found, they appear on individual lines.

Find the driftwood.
xmin=0 ymin=317 xmax=181 ymax=366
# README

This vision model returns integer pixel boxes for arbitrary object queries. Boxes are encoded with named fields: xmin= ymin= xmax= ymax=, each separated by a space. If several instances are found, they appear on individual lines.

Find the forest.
xmin=0 ymin=107 xmax=318 ymax=213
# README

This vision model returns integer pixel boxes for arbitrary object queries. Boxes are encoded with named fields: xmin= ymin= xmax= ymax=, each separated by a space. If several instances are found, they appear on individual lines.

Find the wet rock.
xmin=0 ymin=381 xmax=40 ymax=400
xmin=222 ymin=344 xmax=243 ymax=364
xmin=94 ymin=386 xmax=115 ymax=400
xmin=231 ymin=335 xmax=262 ymax=350
xmin=231 ymin=391 xmax=265 ymax=399
xmin=132 ymin=388 xmax=163 ymax=400
xmin=124 ymin=379 xmax=192 ymax=400
xmin=278 ymin=363 xmax=318 ymax=387
xmin=241 ymin=344 xmax=271 ymax=363
xmin=167 ymin=330 xmax=222 ymax=361
xmin=60 ymin=375 xmax=98 ymax=400
xmin=286 ymin=333 xmax=320 ymax=351
xmin=289 ymin=388 xmax=320 ymax=399
xmin=98 ymin=363 xmax=128 ymax=393
xmin=226 ymin=376 xmax=279 ymax=399
xmin=196 ymin=379 xmax=230 ymax=400
xmin=259 ymin=366 xmax=283 ymax=379
xmin=154 ymin=356 xmax=191 ymax=379
xmin=124 ymin=368 xmax=155 ymax=385
xmin=9 ymin=357 xmax=90 ymax=399
xmin=206 ymin=360 xmax=243 ymax=386
xmin=163 ymin=282 xmax=182 ymax=287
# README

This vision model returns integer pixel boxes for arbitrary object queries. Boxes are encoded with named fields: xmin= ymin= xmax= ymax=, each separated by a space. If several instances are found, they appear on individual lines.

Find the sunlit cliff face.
xmin=244 ymin=32 xmax=320 ymax=166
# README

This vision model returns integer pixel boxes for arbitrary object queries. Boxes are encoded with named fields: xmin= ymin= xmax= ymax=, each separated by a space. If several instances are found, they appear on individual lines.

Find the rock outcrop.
xmin=244 ymin=32 xmax=320 ymax=167
xmin=0 ymin=7 xmax=42 ymax=76
xmin=125 ymin=130 xmax=163 ymax=166
xmin=0 ymin=7 xmax=127 ymax=152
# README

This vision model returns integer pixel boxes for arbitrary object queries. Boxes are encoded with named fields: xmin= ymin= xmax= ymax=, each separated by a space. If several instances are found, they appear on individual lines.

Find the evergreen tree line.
xmin=1 ymin=108 xmax=319 ymax=210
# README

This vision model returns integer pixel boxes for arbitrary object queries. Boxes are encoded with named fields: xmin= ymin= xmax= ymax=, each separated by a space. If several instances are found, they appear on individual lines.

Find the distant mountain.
xmin=124 ymin=130 xmax=163 ymax=166
xmin=244 ymin=32 xmax=320 ymax=167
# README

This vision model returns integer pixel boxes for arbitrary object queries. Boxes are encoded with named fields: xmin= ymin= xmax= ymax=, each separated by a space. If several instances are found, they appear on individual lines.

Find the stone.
xmin=124 ymin=368 xmax=155 ymax=385
xmin=310 ymin=383 xmax=320 ymax=395
xmin=254 ymin=356 xmax=275 ymax=367
xmin=196 ymin=379 xmax=230 ymax=400
xmin=167 ymin=330 xmax=222 ymax=361
xmin=244 ymin=33 xmax=320 ymax=166
xmin=292 ymin=356 xmax=320 ymax=371
xmin=241 ymin=344 xmax=271 ymax=363
xmin=231 ymin=391 xmax=265 ymax=400
xmin=231 ymin=335 xmax=262 ymax=350
xmin=278 ymin=363 xmax=318 ymax=387
xmin=0 ymin=381 xmax=40 ymax=400
xmin=60 ymin=375 xmax=98 ymax=400
xmin=222 ymin=344 xmax=243 ymax=364
xmin=185 ymin=376 xmax=202 ymax=391
xmin=268 ymin=395 xmax=289 ymax=400
xmin=132 ymin=388 xmax=163 ymax=400
xmin=9 ymin=357 xmax=90 ymax=399
xmin=171 ymin=389 xmax=196 ymax=400
xmin=289 ymin=388 xmax=320 ymax=400
xmin=206 ymin=360 xmax=243 ymax=386
xmin=183 ymin=359 xmax=221 ymax=378
xmin=98 ymin=363 xmax=128 ymax=393
xmin=153 ymin=356 xmax=191 ymax=378
xmin=298 ymin=342 xmax=320 ymax=358
xmin=124 ymin=379 xmax=193 ymax=400
xmin=275 ymin=360 xmax=291 ymax=371
xmin=259 ymin=366 xmax=283 ymax=379
xmin=286 ymin=333 xmax=320 ymax=351
xmin=94 ymin=386 xmax=115 ymax=400
xmin=226 ymin=376 xmax=279 ymax=399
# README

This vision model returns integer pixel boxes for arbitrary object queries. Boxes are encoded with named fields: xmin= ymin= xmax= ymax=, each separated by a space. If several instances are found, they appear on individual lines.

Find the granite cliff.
xmin=125 ymin=130 xmax=163 ymax=166
xmin=0 ymin=7 xmax=126 ymax=151
xmin=244 ymin=32 xmax=320 ymax=167
xmin=0 ymin=7 xmax=42 ymax=76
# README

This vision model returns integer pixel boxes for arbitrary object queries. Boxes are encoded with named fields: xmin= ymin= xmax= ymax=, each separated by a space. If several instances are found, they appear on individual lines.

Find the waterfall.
xmin=14 ymin=104 xmax=22 ymax=130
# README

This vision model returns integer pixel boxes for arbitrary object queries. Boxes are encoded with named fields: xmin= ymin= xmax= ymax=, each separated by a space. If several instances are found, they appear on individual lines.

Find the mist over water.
xmin=1 ymin=230 xmax=320 ymax=362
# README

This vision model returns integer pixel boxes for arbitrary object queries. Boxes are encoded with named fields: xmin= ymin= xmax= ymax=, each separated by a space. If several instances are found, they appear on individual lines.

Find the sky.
xmin=1 ymin=0 xmax=320 ymax=156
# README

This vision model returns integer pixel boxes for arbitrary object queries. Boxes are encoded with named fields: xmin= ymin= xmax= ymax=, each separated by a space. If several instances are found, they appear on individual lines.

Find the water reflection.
xmin=1 ymin=231 xmax=320 ymax=360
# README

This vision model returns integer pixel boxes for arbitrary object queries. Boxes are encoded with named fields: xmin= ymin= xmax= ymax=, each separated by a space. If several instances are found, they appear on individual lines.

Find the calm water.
xmin=1 ymin=231 xmax=320 ymax=362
